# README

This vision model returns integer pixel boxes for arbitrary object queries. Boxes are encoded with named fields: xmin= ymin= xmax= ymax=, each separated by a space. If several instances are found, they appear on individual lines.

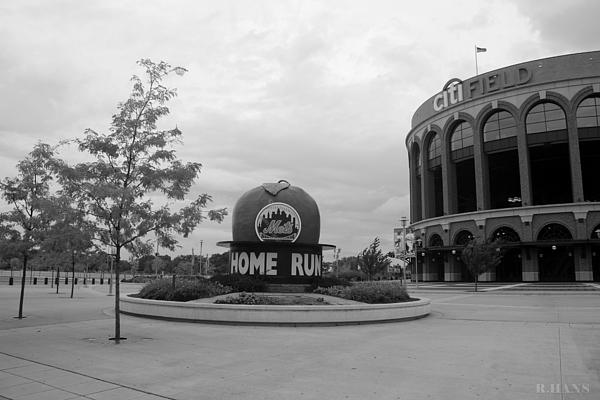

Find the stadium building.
xmin=405 ymin=51 xmax=600 ymax=282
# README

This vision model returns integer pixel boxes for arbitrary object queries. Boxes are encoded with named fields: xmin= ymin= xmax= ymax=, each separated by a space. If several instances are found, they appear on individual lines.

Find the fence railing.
xmin=0 ymin=270 xmax=138 ymax=286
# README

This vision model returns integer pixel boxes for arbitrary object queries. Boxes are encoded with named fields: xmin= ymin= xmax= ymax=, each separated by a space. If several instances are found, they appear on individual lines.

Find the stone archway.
xmin=428 ymin=234 xmax=444 ymax=281
xmin=454 ymin=230 xmax=474 ymax=282
xmin=492 ymin=227 xmax=522 ymax=282
xmin=537 ymin=223 xmax=575 ymax=282
xmin=591 ymin=224 xmax=600 ymax=282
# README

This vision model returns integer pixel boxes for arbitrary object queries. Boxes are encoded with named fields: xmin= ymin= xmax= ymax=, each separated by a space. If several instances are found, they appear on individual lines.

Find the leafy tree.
xmin=208 ymin=252 xmax=229 ymax=275
xmin=357 ymin=237 xmax=391 ymax=281
xmin=56 ymin=59 xmax=227 ymax=343
xmin=337 ymin=256 xmax=359 ymax=273
xmin=43 ymin=195 xmax=95 ymax=298
xmin=461 ymin=238 xmax=504 ymax=292
xmin=0 ymin=143 xmax=55 ymax=318
xmin=138 ymin=254 xmax=156 ymax=273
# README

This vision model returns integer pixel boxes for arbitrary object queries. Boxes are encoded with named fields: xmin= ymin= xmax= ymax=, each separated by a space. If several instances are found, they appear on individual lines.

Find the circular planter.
xmin=120 ymin=295 xmax=430 ymax=326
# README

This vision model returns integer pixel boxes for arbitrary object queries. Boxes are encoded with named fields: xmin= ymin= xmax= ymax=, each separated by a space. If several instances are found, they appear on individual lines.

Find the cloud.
xmin=0 ymin=0 xmax=589 ymax=259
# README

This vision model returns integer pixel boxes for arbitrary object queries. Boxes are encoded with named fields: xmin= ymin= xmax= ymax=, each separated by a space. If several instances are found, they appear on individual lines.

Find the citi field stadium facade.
xmin=406 ymin=51 xmax=600 ymax=282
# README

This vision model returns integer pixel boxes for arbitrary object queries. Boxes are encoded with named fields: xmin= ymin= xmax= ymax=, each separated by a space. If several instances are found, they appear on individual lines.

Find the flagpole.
xmin=475 ymin=45 xmax=479 ymax=76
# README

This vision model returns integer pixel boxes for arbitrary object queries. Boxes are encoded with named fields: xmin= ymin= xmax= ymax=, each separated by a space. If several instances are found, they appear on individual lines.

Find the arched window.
xmin=429 ymin=234 xmax=444 ymax=247
xmin=426 ymin=132 xmax=443 ymax=217
xmin=484 ymin=110 xmax=520 ymax=209
xmin=576 ymin=97 xmax=600 ymax=129
xmin=537 ymin=224 xmax=572 ymax=241
xmin=450 ymin=122 xmax=473 ymax=151
xmin=591 ymin=224 xmax=600 ymax=239
xmin=577 ymin=97 xmax=600 ymax=201
xmin=526 ymin=102 xmax=571 ymax=205
xmin=450 ymin=121 xmax=476 ymax=212
xmin=428 ymin=133 xmax=441 ymax=161
xmin=411 ymin=143 xmax=421 ymax=171
xmin=526 ymin=102 xmax=566 ymax=134
xmin=491 ymin=227 xmax=520 ymax=242
xmin=483 ymin=111 xmax=517 ymax=142
xmin=454 ymin=230 xmax=473 ymax=246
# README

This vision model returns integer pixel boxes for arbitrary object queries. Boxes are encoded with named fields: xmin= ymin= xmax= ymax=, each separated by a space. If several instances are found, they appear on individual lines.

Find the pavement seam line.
xmin=558 ymin=326 xmax=564 ymax=400
xmin=0 ymin=371 xmax=91 ymax=400
xmin=480 ymin=283 xmax=529 ymax=292
xmin=0 ymin=352 xmax=177 ymax=400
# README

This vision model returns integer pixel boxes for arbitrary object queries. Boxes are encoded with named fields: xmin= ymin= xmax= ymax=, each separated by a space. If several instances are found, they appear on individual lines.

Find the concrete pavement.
xmin=1 ymin=284 xmax=599 ymax=399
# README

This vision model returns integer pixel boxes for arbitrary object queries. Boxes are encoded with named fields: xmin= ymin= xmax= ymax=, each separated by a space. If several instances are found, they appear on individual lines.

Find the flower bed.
xmin=214 ymin=292 xmax=329 ymax=305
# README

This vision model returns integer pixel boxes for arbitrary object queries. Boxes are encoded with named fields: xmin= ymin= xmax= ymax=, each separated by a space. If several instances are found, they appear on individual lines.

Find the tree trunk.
xmin=475 ymin=274 xmax=478 ymax=292
xmin=56 ymin=267 xmax=60 ymax=294
xmin=18 ymin=254 xmax=28 ymax=319
xmin=71 ymin=249 xmax=75 ymax=299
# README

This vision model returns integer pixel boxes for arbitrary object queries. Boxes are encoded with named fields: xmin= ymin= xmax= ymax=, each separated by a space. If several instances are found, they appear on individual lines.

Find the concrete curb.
xmin=120 ymin=294 xmax=431 ymax=326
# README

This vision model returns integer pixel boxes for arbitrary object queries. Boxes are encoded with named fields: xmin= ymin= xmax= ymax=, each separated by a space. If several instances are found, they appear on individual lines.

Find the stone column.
xmin=566 ymin=111 xmax=584 ymax=202
xmin=472 ymin=123 xmax=489 ymax=210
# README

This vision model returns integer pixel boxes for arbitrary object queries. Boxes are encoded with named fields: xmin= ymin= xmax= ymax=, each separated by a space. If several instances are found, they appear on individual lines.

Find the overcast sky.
xmin=1 ymin=0 xmax=599 ymax=261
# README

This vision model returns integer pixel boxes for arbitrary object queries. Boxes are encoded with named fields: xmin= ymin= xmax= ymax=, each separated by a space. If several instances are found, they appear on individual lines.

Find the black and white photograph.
xmin=1 ymin=1 xmax=599 ymax=399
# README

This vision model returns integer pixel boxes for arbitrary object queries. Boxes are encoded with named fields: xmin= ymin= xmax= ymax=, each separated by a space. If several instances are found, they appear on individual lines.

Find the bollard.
xmin=92 ymin=278 xmax=95 ymax=285
xmin=44 ymin=277 xmax=48 ymax=285
xmin=9 ymin=277 xmax=13 ymax=285
xmin=100 ymin=278 xmax=103 ymax=285
xmin=65 ymin=277 xmax=68 ymax=285
xmin=83 ymin=278 xmax=86 ymax=285
xmin=33 ymin=277 xmax=37 ymax=285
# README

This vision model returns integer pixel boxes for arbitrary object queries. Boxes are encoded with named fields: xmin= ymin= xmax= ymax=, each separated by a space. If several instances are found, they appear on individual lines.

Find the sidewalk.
xmin=1 ymin=285 xmax=599 ymax=399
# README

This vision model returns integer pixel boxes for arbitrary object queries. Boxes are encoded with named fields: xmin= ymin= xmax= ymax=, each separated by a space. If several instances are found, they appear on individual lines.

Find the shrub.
xmin=338 ymin=270 xmax=365 ymax=281
xmin=210 ymin=274 xmax=267 ymax=292
xmin=307 ymin=275 xmax=350 ymax=292
xmin=313 ymin=281 xmax=411 ymax=304
xmin=137 ymin=278 xmax=232 ymax=301
xmin=121 ymin=275 xmax=156 ymax=283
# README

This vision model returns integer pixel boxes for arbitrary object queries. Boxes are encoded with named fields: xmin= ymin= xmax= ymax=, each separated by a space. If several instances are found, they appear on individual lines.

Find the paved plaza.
xmin=0 ymin=283 xmax=599 ymax=400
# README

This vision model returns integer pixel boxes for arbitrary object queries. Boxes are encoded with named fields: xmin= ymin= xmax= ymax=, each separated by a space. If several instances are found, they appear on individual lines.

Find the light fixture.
xmin=171 ymin=66 xmax=188 ymax=76
xmin=551 ymin=245 xmax=557 ymax=251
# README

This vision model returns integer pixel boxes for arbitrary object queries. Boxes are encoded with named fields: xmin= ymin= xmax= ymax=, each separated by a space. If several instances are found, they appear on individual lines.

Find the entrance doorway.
xmin=496 ymin=248 xmax=522 ymax=282
xmin=491 ymin=227 xmax=522 ymax=282
xmin=593 ymin=245 xmax=600 ymax=282
xmin=536 ymin=223 xmax=575 ymax=282
xmin=538 ymin=247 xmax=575 ymax=281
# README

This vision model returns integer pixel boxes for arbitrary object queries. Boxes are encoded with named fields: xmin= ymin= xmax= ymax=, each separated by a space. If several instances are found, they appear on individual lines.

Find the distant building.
xmin=406 ymin=51 xmax=600 ymax=282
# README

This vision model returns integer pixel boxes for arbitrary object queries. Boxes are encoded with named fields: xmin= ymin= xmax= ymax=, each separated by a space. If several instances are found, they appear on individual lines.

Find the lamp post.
xmin=414 ymin=237 xmax=422 ymax=288
xmin=199 ymin=240 xmax=203 ymax=276
xmin=334 ymin=248 xmax=341 ymax=278
xmin=399 ymin=217 xmax=408 ymax=286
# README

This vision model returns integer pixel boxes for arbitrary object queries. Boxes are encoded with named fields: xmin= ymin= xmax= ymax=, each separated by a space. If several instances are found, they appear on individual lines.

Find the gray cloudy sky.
xmin=1 ymin=0 xmax=599 ymax=261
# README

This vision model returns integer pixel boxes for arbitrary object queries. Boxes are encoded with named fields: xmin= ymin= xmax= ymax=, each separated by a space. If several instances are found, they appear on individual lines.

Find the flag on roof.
xmin=476 ymin=46 xmax=487 ymax=53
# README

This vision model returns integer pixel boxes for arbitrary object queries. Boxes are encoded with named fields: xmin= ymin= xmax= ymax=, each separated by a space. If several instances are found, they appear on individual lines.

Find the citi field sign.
xmin=433 ymin=67 xmax=532 ymax=112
